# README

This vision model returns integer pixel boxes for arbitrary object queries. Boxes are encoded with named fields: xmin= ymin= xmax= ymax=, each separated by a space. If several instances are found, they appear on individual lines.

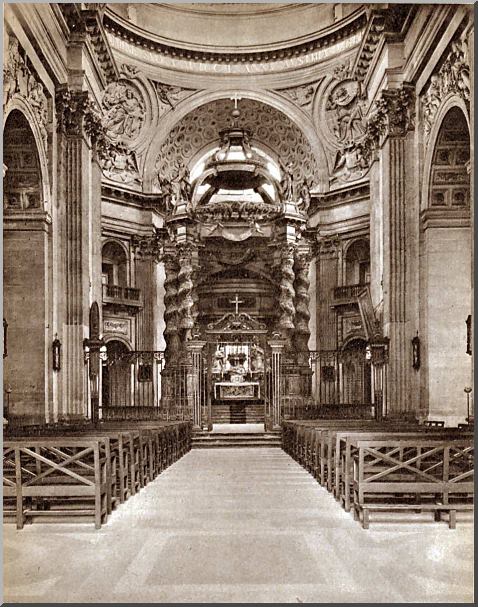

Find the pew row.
xmin=3 ymin=421 xmax=192 ymax=529
xmin=282 ymin=420 xmax=474 ymax=529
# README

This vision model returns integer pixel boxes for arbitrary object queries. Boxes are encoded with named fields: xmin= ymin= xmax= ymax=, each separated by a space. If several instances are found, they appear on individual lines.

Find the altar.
xmin=214 ymin=381 xmax=261 ymax=400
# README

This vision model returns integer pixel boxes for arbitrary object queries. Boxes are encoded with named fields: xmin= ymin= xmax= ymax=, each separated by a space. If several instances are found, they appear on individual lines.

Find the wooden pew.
xmin=351 ymin=437 xmax=474 ymax=528
xmin=335 ymin=427 xmax=473 ymax=512
xmin=4 ymin=421 xmax=192 ymax=530
xmin=3 ymin=438 xmax=110 ymax=529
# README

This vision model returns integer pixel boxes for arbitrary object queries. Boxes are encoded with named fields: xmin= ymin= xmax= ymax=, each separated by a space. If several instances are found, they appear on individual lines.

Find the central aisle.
xmin=4 ymin=448 xmax=473 ymax=604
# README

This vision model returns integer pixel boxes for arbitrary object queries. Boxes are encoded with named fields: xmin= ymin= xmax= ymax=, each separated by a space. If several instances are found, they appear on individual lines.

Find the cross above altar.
xmin=229 ymin=293 xmax=244 ymax=315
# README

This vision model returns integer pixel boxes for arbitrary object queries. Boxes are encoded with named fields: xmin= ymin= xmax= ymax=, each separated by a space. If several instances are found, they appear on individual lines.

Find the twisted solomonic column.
xmin=278 ymin=244 xmax=296 ymax=333
xmin=163 ymin=254 xmax=180 ymax=356
xmin=294 ymin=251 xmax=312 ymax=352
xmin=177 ymin=243 xmax=195 ymax=342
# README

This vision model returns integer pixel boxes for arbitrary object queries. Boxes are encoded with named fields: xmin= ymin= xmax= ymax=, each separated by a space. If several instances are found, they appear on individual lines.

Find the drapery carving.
xmin=421 ymin=36 xmax=471 ymax=140
xmin=278 ymin=244 xmax=296 ymax=332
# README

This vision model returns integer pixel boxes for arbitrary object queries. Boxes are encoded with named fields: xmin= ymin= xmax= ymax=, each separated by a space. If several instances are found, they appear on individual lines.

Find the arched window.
xmin=3 ymin=110 xmax=42 ymax=210
xmin=344 ymin=239 xmax=370 ymax=286
xmin=102 ymin=241 xmax=128 ymax=287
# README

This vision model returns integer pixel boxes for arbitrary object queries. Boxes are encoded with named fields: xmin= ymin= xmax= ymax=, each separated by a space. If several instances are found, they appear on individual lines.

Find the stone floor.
xmin=3 ymin=448 xmax=474 ymax=604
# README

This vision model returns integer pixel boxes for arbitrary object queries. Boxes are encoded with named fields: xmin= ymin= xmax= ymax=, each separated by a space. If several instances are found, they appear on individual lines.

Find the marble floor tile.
xmin=3 ymin=448 xmax=474 ymax=603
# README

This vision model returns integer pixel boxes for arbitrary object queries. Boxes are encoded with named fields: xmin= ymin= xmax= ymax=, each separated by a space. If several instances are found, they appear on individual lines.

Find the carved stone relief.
xmin=154 ymin=81 xmax=194 ymax=115
xmin=98 ymin=143 xmax=142 ymax=185
xmin=278 ymin=82 xmax=319 ymax=110
xmin=3 ymin=36 xmax=49 ymax=148
xmin=320 ymin=61 xmax=369 ymax=184
xmin=101 ymin=80 xmax=145 ymax=142
xmin=421 ymin=35 xmax=471 ymax=141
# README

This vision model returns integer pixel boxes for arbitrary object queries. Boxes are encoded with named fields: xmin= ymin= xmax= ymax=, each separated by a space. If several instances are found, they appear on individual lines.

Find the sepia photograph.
xmin=2 ymin=1 xmax=474 ymax=603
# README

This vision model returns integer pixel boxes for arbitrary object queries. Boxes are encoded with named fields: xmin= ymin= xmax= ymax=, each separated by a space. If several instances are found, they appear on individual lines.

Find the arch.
xmin=419 ymin=96 xmax=472 ymax=423
xmin=3 ymin=109 xmax=44 ymax=211
xmin=344 ymin=237 xmax=370 ymax=286
xmin=104 ymin=334 xmax=132 ymax=350
xmin=102 ymin=239 xmax=129 ymax=286
xmin=3 ymin=100 xmax=50 ymax=212
xmin=421 ymin=95 xmax=470 ymax=212
xmin=143 ymin=89 xmax=329 ymax=190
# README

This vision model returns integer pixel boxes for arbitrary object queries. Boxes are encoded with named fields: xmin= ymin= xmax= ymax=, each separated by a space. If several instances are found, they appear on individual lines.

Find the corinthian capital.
xmin=360 ymin=84 xmax=415 ymax=159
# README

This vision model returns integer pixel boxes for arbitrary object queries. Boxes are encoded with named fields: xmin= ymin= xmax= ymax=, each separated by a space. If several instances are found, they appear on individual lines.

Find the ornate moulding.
xmin=103 ymin=9 xmax=366 ymax=71
xmin=315 ymin=60 xmax=370 ymax=185
xmin=3 ymin=36 xmax=49 ymax=151
xmin=421 ymin=34 xmax=471 ymax=142
xmin=60 ymin=4 xmax=118 ymax=85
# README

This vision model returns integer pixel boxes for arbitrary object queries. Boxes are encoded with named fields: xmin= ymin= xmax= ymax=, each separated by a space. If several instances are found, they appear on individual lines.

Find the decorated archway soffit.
xmin=420 ymin=33 xmax=470 ymax=146
xmin=153 ymin=98 xmax=320 ymax=185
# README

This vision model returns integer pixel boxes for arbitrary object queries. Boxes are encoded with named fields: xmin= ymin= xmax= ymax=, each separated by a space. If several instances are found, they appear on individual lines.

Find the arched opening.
xmin=3 ymin=108 xmax=51 ymax=425
xmin=3 ymin=109 xmax=42 ymax=210
xmin=102 ymin=340 xmax=132 ymax=410
xmin=344 ymin=239 xmax=370 ymax=286
xmin=422 ymin=106 xmax=471 ymax=424
xmin=102 ymin=241 xmax=128 ymax=287
xmin=341 ymin=338 xmax=371 ymax=404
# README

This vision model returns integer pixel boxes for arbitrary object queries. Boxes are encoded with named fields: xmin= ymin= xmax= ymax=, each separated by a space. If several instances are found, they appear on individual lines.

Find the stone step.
xmin=191 ymin=432 xmax=282 ymax=449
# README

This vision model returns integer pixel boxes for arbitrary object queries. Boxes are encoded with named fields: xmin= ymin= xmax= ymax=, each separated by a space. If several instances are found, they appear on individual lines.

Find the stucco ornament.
xmin=322 ymin=62 xmax=369 ymax=184
xmin=99 ymin=143 xmax=141 ymax=185
xmin=279 ymin=83 xmax=318 ymax=109
xmin=4 ymin=36 xmax=49 ymax=147
xmin=102 ymin=80 xmax=145 ymax=142
xmin=421 ymin=36 xmax=470 ymax=140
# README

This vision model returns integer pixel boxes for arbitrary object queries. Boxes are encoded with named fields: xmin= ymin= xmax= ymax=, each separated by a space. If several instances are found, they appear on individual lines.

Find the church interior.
xmin=3 ymin=3 xmax=474 ymax=603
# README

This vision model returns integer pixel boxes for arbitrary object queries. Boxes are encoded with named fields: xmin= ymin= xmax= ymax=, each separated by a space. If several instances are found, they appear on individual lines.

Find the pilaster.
xmin=367 ymin=84 xmax=416 ymax=415
xmin=56 ymin=86 xmax=102 ymax=420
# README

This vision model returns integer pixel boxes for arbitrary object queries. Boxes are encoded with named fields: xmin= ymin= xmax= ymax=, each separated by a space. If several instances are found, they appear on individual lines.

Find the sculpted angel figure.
xmin=172 ymin=161 xmax=192 ymax=202
xmin=279 ymin=161 xmax=295 ymax=201
xmin=298 ymin=179 xmax=312 ymax=213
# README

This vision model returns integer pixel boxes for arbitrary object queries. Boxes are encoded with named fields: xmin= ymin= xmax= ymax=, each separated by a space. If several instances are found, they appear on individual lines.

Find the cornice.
xmin=103 ymin=8 xmax=366 ymax=65
xmin=310 ymin=182 xmax=370 ymax=214
xmin=102 ymin=183 xmax=166 ymax=215
xmin=352 ymin=5 xmax=416 ymax=82
xmin=420 ymin=207 xmax=471 ymax=231
xmin=59 ymin=4 xmax=118 ymax=84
